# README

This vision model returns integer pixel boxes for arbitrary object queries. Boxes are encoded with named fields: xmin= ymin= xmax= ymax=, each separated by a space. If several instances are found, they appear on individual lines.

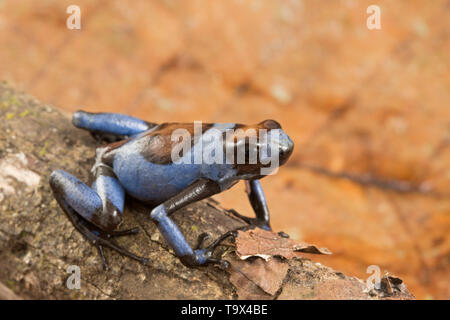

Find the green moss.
xmin=299 ymin=287 xmax=315 ymax=299
xmin=19 ymin=110 xmax=30 ymax=118
xmin=39 ymin=141 xmax=49 ymax=157
xmin=8 ymin=95 xmax=20 ymax=106
xmin=19 ymin=230 xmax=29 ymax=239
xmin=5 ymin=112 xmax=15 ymax=120
xmin=6 ymin=279 xmax=15 ymax=291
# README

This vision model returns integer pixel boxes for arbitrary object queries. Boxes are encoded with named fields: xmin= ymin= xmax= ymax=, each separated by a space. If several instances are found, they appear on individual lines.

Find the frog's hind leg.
xmin=49 ymin=169 xmax=150 ymax=270
xmin=72 ymin=110 xmax=157 ymax=142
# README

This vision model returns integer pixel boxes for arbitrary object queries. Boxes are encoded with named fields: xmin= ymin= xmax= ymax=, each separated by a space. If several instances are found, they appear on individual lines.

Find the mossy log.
xmin=0 ymin=82 xmax=414 ymax=300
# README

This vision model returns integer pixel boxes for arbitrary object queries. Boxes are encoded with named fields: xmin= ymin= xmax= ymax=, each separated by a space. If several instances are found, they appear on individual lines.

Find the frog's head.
xmin=225 ymin=120 xmax=294 ymax=179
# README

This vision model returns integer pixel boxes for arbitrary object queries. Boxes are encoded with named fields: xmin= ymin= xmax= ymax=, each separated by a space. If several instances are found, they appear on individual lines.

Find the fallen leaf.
xmin=227 ymin=254 xmax=289 ymax=299
xmin=377 ymin=273 xmax=412 ymax=298
xmin=235 ymin=228 xmax=331 ymax=261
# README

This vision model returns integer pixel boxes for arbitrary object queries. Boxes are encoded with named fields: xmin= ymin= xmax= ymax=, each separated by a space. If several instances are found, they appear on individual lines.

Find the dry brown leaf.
xmin=235 ymin=228 xmax=331 ymax=261
xmin=227 ymin=255 xmax=289 ymax=299
xmin=377 ymin=273 xmax=411 ymax=298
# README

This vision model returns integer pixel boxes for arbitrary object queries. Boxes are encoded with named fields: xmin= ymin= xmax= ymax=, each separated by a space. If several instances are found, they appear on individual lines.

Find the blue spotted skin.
xmin=50 ymin=112 xmax=294 ymax=267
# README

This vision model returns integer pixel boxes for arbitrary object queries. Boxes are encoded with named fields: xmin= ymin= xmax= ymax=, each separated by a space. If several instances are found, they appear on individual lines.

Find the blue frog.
xmin=50 ymin=111 xmax=294 ymax=269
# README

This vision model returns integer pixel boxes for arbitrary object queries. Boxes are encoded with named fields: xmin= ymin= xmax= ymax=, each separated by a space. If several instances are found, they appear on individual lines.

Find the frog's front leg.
xmin=227 ymin=180 xmax=271 ymax=230
xmin=49 ymin=167 xmax=150 ymax=270
xmin=150 ymin=179 xmax=240 ymax=268
xmin=227 ymin=180 xmax=290 ymax=238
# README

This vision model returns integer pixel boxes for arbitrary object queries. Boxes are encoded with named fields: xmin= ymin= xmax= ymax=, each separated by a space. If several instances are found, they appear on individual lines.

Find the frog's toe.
xmin=109 ymin=227 xmax=140 ymax=237
xmin=226 ymin=209 xmax=272 ymax=231
xmin=278 ymin=231 xmax=290 ymax=238
xmin=195 ymin=232 xmax=212 ymax=250
xmin=204 ymin=257 xmax=230 ymax=269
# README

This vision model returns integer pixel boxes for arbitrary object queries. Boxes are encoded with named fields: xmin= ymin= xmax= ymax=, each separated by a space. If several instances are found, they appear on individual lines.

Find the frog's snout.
xmin=279 ymin=134 xmax=294 ymax=158
xmin=278 ymin=131 xmax=294 ymax=165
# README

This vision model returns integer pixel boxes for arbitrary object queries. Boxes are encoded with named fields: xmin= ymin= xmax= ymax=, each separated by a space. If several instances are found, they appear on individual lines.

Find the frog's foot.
xmin=227 ymin=209 xmax=270 ymax=230
xmin=62 ymin=202 xmax=149 ymax=270
xmin=85 ymin=225 xmax=150 ymax=271
xmin=193 ymin=226 xmax=252 ymax=269
xmin=108 ymin=227 xmax=140 ymax=237
xmin=227 ymin=209 xmax=290 ymax=238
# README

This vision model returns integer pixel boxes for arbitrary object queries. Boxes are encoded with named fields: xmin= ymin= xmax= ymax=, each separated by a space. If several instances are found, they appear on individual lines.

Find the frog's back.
xmin=111 ymin=123 xmax=197 ymax=203
xmin=111 ymin=122 xmax=237 ymax=203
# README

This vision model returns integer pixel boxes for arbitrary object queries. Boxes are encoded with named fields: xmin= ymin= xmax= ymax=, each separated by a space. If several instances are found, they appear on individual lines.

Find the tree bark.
xmin=0 ymin=82 xmax=414 ymax=300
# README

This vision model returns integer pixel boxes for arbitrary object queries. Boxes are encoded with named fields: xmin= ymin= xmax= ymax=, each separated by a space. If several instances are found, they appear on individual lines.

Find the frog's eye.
xmin=260 ymin=119 xmax=281 ymax=129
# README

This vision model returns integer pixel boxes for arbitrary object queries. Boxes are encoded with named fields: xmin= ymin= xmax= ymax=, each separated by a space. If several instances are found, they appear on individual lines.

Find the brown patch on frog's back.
xmin=140 ymin=122 xmax=214 ymax=165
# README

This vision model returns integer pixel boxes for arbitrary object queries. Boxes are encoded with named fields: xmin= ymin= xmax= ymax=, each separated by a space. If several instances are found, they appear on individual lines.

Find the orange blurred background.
xmin=0 ymin=0 xmax=449 ymax=299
